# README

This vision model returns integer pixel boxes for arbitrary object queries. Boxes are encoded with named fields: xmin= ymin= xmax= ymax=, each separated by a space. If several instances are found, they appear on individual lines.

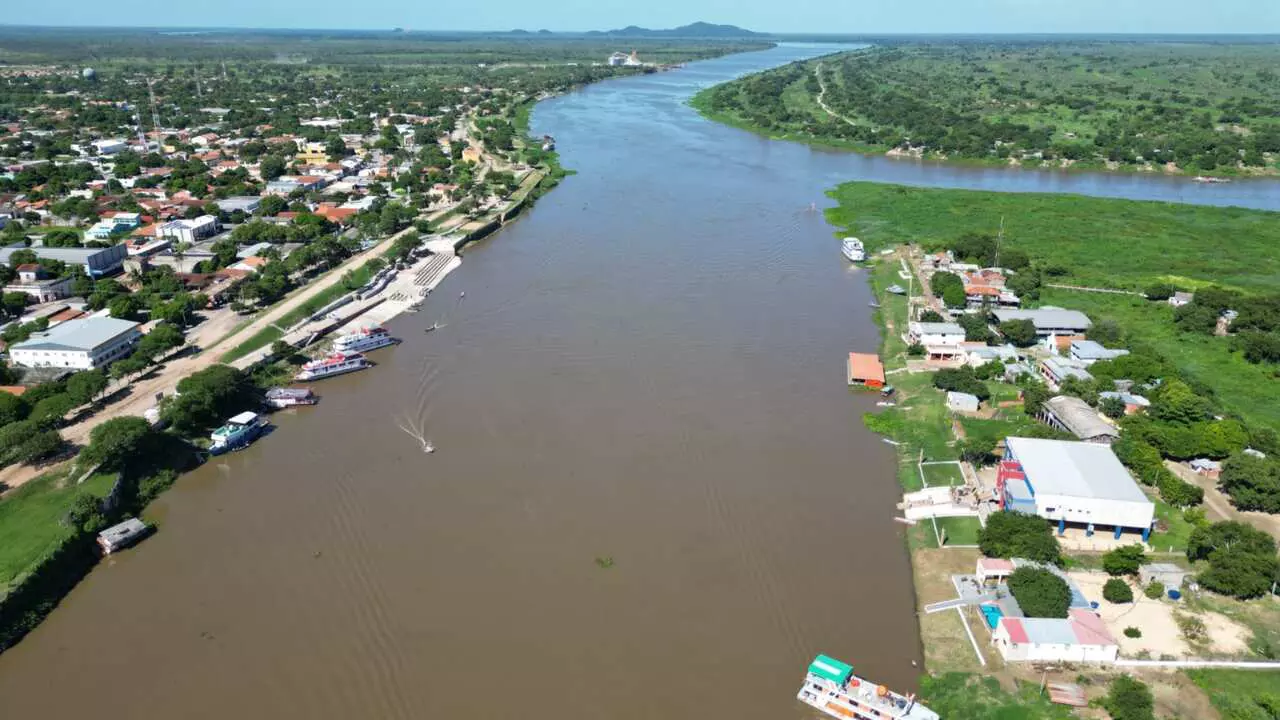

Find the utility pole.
xmin=994 ymin=215 xmax=1005 ymax=269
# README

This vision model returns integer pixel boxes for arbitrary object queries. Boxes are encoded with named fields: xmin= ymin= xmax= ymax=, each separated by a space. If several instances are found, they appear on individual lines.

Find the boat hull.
xmin=209 ymin=424 xmax=265 ymax=456
xmin=294 ymin=361 xmax=371 ymax=382
xmin=333 ymin=336 xmax=399 ymax=353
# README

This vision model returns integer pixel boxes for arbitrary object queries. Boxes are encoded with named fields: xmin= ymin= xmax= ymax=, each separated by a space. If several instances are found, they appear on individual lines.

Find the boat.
xmin=332 ymin=325 xmax=399 ymax=353
xmin=842 ymin=237 xmax=866 ymax=262
xmin=423 ymin=322 xmax=444 ymax=333
xmin=868 ymin=300 xmax=881 ymax=309
xmin=294 ymin=351 xmax=372 ymax=381
xmin=797 ymin=655 xmax=938 ymax=720
xmin=1193 ymin=175 xmax=1232 ymax=184
xmin=265 ymin=387 xmax=319 ymax=408
xmin=97 ymin=518 xmax=151 ymax=554
xmin=209 ymin=411 xmax=268 ymax=455
xmin=886 ymin=284 xmax=906 ymax=295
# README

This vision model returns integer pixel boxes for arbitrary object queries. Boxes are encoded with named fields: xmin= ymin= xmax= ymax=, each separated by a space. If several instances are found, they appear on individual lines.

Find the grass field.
xmin=921 ymin=462 xmax=965 ymax=487
xmin=0 ymin=471 xmax=115 ymax=596
xmin=829 ymin=183 xmax=1280 ymax=434
xmin=934 ymin=516 xmax=982 ymax=546
xmin=1187 ymin=668 xmax=1280 ymax=719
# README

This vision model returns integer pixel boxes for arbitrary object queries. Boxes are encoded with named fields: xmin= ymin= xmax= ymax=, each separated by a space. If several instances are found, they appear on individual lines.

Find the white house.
xmin=998 ymin=436 xmax=1155 ymax=540
xmin=1068 ymin=340 xmax=1129 ymax=366
xmin=9 ymin=316 xmax=141 ymax=370
xmin=157 ymin=215 xmax=219 ymax=244
xmin=992 ymin=609 xmax=1118 ymax=664
xmin=907 ymin=321 xmax=965 ymax=347
xmin=92 ymin=138 xmax=128 ymax=155
xmin=4 ymin=264 xmax=72 ymax=303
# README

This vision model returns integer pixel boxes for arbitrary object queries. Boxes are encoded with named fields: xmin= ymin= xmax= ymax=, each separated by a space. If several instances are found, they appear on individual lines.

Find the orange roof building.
xmin=847 ymin=352 xmax=886 ymax=389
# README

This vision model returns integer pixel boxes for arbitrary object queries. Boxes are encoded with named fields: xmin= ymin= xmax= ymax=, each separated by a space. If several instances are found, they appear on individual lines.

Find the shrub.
xmin=1103 ymin=545 xmax=1146 ymax=576
xmin=1144 ymin=581 xmax=1165 ymax=600
xmin=1188 ymin=521 xmax=1280 ymax=599
xmin=907 ymin=342 xmax=925 ymax=356
xmin=1104 ymin=578 xmax=1135 ymax=604
xmin=978 ymin=511 xmax=1062 ymax=565
xmin=1007 ymin=566 xmax=1071 ymax=618
xmin=1104 ymin=675 xmax=1155 ymax=720
xmin=932 ymin=366 xmax=991 ymax=402
xmin=1124 ymin=627 xmax=1142 ymax=638
xmin=1158 ymin=471 xmax=1204 ymax=507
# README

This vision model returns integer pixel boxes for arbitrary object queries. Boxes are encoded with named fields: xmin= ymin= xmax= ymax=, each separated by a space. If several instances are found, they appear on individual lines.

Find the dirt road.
xmin=1168 ymin=460 xmax=1280 ymax=542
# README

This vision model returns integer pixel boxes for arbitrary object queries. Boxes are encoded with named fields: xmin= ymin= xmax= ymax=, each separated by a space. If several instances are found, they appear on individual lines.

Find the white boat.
xmin=294 ymin=351 xmax=371 ymax=381
xmin=209 ymin=411 xmax=268 ymax=455
xmin=797 ymin=655 xmax=938 ymax=720
xmin=332 ymin=325 xmax=399 ymax=353
xmin=842 ymin=237 xmax=866 ymax=262
xmin=1193 ymin=175 xmax=1231 ymax=184
xmin=265 ymin=387 xmax=319 ymax=408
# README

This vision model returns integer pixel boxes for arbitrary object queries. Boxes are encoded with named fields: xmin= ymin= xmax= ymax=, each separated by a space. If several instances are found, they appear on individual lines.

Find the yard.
xmin=1188 ymin=668 xmax=1280 ymax=718
xmin=0 ymin=470 xmax=115 ymax=597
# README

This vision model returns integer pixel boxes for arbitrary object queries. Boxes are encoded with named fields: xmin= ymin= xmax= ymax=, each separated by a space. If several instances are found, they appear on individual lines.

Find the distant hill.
xmin=585 ymin=22 xmax=764 ymax=38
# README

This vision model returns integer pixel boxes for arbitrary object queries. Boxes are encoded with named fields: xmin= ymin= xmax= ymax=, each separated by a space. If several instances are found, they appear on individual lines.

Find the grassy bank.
xmin=828 ymin=182 xmax=1280 ymax=435
xmin=0 ymin=471 xmax=115 ymax=598
xmin=1188 ymin=668 xmax=1280 ymax=718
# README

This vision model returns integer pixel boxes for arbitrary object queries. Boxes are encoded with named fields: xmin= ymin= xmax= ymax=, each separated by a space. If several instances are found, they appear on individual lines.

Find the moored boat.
xmin=333 ymin=325 xmax=399 ymax=353
xmin=209 ymin=411 xmax=268 ymax=455
xmin=797 ymin=655 xmax=938 ymax=720
xmin=294 ymin=351 xmax=371 ymax=381
xmin=265 ymin=387 xmax=319 ymax=408
xmin=842 ymin=237 xmax=866 ymax=262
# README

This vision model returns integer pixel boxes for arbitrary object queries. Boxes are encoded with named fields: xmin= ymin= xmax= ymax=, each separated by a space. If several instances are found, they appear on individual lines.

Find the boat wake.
xmin=397 ymin=414 xmax=434 ymax=454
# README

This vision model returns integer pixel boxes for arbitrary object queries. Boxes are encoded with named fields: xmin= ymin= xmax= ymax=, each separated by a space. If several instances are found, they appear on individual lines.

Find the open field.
xmin=1188 ymin=668 xmax=1280 ymax=719
xmin=694 ymin=42 xmax=1280 ymax=176
xmin=828 ymin=183 xmax=1280 ymax=435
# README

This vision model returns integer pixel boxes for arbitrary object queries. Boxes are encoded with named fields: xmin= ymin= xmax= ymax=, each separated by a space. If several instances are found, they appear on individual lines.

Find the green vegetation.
xmin=978 ymin=511 xmax=1062 ymax=565
xmin=1104 ymin=675 xmax=1155 ymax=720
xmin=1103 ymin=577 xmax=1135 ymax=603
xmin=0 ymin=472 xmax=114 ymax=597
xmin=1187 ymin=669 xmax=1280 ymax=720
xmin=1103 ymin=544 xmax=1147 ymax=576
xmin=1187 ymin=521 xmax=1280 ymax=600
xmin=696 ymin=43 xmax=1280 ymax=176
xmin=919 ymin=673 xmax=1077 ymax=719
xmin=934 ymin=516 xmax=982 ymax=547
xmin=1007 ymin=566 xmax=1072 ymax=618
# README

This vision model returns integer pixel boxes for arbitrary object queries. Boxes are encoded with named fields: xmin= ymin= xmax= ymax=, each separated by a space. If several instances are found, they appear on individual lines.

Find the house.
xmin=907 ymin=321 xmax=965 ymax=347
xmin=1189 ymin=458 xmax=1222 ymax=479
xmin=1098 ymin=391 xmax=1150 ymax=415
xmin=921 ymin=250 xmax=953 ymax=273
xmin=992 ymin=609 xmax=1118 ymax=664
xmin=947 ymin=391 xmax=981 ymax=413
xmin=4 ymin=264 xmax=72 ymax=303
xmin=607 ymin=52 xmax=630 ymax=66
xmin=9 ymin=316 xmax=142 ymax=369
xmin=86 ymin=211 xmax=141 ymax=239
xmin=265 ymin=179 xmax=302 ymax=195
xmin=1168 ymin=292 xmax=1194 ymax=307
xmin=1139 ymin=563 xmax=1191 ymax=589
xmin=157 ymin=215 xmax=219 ymax=244
xmin=461 ymin=147 xmax=482 ymax=164
xmin=966 ymin=343 xmax=1018 ymax=368
xmin=1068 ymin=340 xmax=1129 ymax=366
xmin=975 ymin=557 xmax=1015 ymax=586
xmin=964 ymin=284 xmax=1020 ymax=308
xmin=1039 ymin=356 xmax=1094 ymax=390
xmin=190 ymin=132 xmax=219 ymax=147
xmin=215 ymin=196 xmax=262 ymax=214
xmin=0 ymin=244 xmax=127 ymax=278
xmin=992 ymin=308 xmax=1092 ymax=337
xmin=997 ymin=436 xmax=1155 ymax=540
xmin=846 ymin=352 xmax=885 ymax=389
xmin=1038 ymin=395 xmax=1119 ymax=444
xmin=92 ymin=138 xmax=127 ymax=155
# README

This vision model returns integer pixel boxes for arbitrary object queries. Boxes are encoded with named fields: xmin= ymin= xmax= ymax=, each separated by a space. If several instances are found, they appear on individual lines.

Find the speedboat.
xmin=842 ymin=237 xmax=866 ymax=262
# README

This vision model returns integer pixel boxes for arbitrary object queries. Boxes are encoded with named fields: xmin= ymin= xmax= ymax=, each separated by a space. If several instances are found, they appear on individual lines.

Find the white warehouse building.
xmin=9 ymin=316 xmax=142 ymax=370
xmin=997 ymin=436 xmax=1155 ymax=541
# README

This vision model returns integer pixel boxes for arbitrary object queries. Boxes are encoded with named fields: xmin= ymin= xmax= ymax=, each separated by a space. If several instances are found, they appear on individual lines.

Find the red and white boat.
xmin=294 ymin=351 xmax=371 ymax=381
xmin=265 ymin=387 xmax=319 ymax=408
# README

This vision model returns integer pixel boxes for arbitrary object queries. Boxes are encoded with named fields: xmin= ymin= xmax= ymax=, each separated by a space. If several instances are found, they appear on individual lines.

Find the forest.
xmin=694 ymin=41 xmax=1280 ymax=176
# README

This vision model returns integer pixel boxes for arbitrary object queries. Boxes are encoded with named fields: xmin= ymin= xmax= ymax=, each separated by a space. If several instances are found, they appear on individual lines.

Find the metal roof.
xmin=12 ymin=316 xmax=139 ymax=352
xmin=1069 ymin=340 xmax=1129 ymax=361
xmin=1043 ymin=395 xmax=1118 ymax=440
xmin=992 ymin=308 xmax=1092 ymax=330
xmin=911 ymin=322 xmax=965 ymax=336
xmin=807 ymin=655 xmax=852 ymax=684
xmin=1007 ymin=437 xmax=1147 ymax=504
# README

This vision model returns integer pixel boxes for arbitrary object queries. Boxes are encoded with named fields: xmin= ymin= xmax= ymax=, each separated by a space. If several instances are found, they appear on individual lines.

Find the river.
xmin=1 ymin=43 xmax=1278 ymax=720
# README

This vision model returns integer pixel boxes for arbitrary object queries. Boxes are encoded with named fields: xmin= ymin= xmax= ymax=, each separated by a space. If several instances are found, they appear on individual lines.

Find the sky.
xmin=12 ymin=0 xmax=1280 ymax=34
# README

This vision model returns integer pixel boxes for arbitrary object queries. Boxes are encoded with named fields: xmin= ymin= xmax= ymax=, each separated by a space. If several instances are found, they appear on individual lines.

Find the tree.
xmin=1100 ymin=395 xmax=1127 ymax=420
xmin=0 ymin=392 xmax=30 ymax=426
xmin=1103 ymin=578 xmax=1135 ymax=603
xmin=930 ymin=272 xmax=966 ymax=308
xmin=107 ymin=293 xmax=142 ymax=321
xmin=1188 ymin=521 xmax=1280 ymax=600
xmin=1151 ymin=380 xmax=1210 ymax=425
xmin=1087 ymin=318 xmax=1124 ymax=346
xmin=82 ymin=416 xmax=155 ymax=471
xmin=1144 ymin=581 xmax=1165 ymax=600
xmin=932 ymin=366 xmax=991 ymax=402
xmin=66 ymin=369 xmax=108 ymax=406
xmin=1103 ymin=545 xmax=1146 ymax=577
xmin=919 ymin=309 xmax=945 ymax=323
xmin=978 ymin=511 xmax=1062 ymax=565
xmin=1144 ymin=282 xmax=1180 ymax=301
xmin=258 ymin=194 xmax=287 ymax=216
xmin=998 ymin=319 xmax=1038 ymax=347
xmin=30 ymin=393 xmax=76 ymax=425
xmin=162 ymin=364 xmax=253 ymax=435
xmin=957 ymin=312 xmax=994 ymax=343
xmin=1158 ymin=472 xmax=1204 ymax=508
xmin=1019 ymin=379 xmax=1052 ymax=416
xmin=109 ymin=355 xmax=149 ymax=381
xmin=260 ymin=155 xmax=287 ymax=180
xmin=1007 ymin=566 xmax=1071 ymax=618
xmin=1219 ymin=453 xmax=1280 ymax=513
xmin=1104 ymin=676 xmax=1154 ymax=720
xmin=14 ymin=429 xmax=62 ymax=465
xmin=137 ymin=323 xmax=185 ymax=361
xmin=2 ymin=291 xmax=28 ymax=318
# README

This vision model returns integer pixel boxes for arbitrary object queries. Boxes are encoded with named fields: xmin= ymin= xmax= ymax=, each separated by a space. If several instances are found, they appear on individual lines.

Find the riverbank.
xmin=692 ymin=42 xmax=1280 ymax=179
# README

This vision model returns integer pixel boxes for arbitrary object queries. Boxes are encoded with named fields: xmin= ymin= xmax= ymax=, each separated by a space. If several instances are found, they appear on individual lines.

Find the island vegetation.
xmin=693 ymin=41 xmax=1280 ymax=176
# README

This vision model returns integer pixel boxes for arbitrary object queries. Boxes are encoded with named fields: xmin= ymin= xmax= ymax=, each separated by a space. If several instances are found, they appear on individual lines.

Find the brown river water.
xmin=3 ymin=43 xmax=1279 ymax=720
